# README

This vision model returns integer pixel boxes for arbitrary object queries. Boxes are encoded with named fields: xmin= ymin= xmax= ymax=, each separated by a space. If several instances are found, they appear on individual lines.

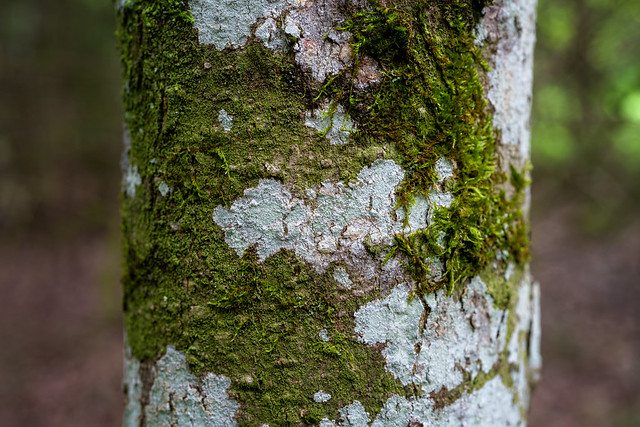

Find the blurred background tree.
xmin=0 ymin=0 xmax=638 ymax=426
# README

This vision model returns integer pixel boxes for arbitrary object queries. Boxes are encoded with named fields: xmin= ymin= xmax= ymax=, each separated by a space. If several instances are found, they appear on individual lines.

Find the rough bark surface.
xmin=117 ymin=0 xmax=540 ymax=425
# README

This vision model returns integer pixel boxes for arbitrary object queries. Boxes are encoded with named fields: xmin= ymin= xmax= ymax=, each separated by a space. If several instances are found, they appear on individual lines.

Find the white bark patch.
xmin=354 ymin=277 xmax=507 ymax=392
xmin=189 ymin=0 xmax=293 ymax=50
xmin=370 ymin=376 xmax=523 ymax=426
xmin=305 ymin=103 xmax=356 ymax=145
xmin=314 ymin=390 xmax=332 ymax=403
xmin=477 ymin=0 xmax=537 ymax=162
xmin=218 ymin=109 xmax=233 ymax=131
xmin=123 ymin=344 xmax=239 ymax=426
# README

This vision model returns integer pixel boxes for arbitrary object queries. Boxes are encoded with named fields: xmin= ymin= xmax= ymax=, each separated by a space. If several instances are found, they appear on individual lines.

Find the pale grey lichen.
xmin=123 ymin=341 xmax=143 ymax=427
xmin=354 ymin=277 xmax=508 ymax=392
xmin=347 ymin=273 xmax=539 ymax=426
xmin=189 ymin=0 xmax=382 ymax=85
xmin=417 ymin=277 xmax=509 ymax=391
xmin=145 ymin=346 xmax=239 ymax=426
xmin=213 ymin=160 xmax=425 ymax=275
xmin=426 ymin=156 xmax=454 ymax=223
xmin=530 ymin=281 xmax=542 ymax=380
xmin=283 ymin=2 xmax=383 ymax=85
xmin=123 ymin=344 xmax=239 ymax=426
xmin=255 ymin=17 xmax=288 ymax=51
xmin=506 ymin=271 xmax=542 ymax=414
xmin=333 ymin=267 xmax=352 ymax=289
xmin=354 ymin=283 xmax=423 ymax=385
xmin=319 ymin=328 xmax=330 ymax=342
xmin=305 ymin=103 xmax=356 ymax=145
xmin=213 ymin=159 xmax=456 ymax=290
xmin=189 ymin=0 xmax=292 ymax=50
xmin=314 ymin=390 xmax=332 ymax=403
xmin=123 ymin=164 xmax=141 ymax=198
xmin=285 ymin=2 xmax=353 ymax=82
xmin=434 ymin=157 xmax=454 ymax=181
xmin=320 ymin=418 xmax=337 ymax=427
xmin=477 ymin=0 xmax=537 ymax=163
xmin=423 ymin=257 xmax=444 ymax=282
xmin=116 ymin=0 xmax=133 ymax=10
xmin=218 ymin=109 xmax=233 ymax=131
xmin=120 ymin=125 xmax=140 ymax=199
xmin=339 ymin=400 xmax=370 ymax=427
xmin=405 ymin=195 xmax=430 ymax=232
xmin=158 ymin=181 xmax=172 ymax=197
xmin=369 ymin=376 xmax=523 ymax=426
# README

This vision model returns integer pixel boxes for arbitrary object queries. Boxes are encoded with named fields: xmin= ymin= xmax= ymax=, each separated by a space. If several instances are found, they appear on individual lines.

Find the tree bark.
xmin=117 ymin=0 xmax=540 ymax=425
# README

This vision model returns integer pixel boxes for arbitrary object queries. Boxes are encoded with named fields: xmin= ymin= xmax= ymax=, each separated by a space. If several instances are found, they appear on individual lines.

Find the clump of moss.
xmin=330 ymin=0 xmax=529 ymax=293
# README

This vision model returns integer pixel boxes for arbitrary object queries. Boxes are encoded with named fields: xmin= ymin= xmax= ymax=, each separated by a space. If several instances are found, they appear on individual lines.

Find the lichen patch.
xmin=314 ymin=390 xmax=332 ymax=403
xmin=213 ymin=159 xmax=437 ymax=274
xmin=354 ymin=277 xmax=508 ymax=393
xmin=369 ymin=376 xmax=522 ymax=426
xmin=189 ymin=0 xmax=293 ymax=50
xmin=305 ymin=103 xmax=356 ymax=145
xmin=123 ymin=164 xmax=141 ymax=198
xmin=124 ymin=345 xmax=239 ymax=426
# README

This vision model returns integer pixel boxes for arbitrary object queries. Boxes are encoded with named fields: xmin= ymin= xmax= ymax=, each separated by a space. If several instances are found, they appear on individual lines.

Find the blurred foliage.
xmin=532 ymin=0 xmax=640 ymax=232
xmin=0 ymin=0 xmax=122 ymax=237
xmin=1 ymin=0 xmax=638 ymax=236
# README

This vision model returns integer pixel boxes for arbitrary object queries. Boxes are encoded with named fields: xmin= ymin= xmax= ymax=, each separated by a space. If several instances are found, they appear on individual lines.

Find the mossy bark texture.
xmin=118 ymin=0 xmax=540 ymax=425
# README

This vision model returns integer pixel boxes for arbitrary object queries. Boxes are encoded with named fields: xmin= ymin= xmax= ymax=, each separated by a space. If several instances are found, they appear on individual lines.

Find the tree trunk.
xmin=117 ymin=0 xmax=540 ymax=425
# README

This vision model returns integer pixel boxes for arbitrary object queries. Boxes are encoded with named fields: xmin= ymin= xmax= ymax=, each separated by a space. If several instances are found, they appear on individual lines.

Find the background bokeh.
xmin=0 ymin=0 xmax=638 ymax=425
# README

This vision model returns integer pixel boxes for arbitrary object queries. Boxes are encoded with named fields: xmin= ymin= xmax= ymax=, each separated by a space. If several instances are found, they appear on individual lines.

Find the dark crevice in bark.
xmin=138 ymin=360 xmax=156 ymax=427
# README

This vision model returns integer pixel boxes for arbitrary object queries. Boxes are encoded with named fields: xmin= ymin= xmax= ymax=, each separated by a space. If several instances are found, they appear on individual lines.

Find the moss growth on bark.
xmin=328 ymin=0 xmax=529 ymax=294
xmin=118 ymin=0 xmax=530 ymax=424
xmin=118 ymin=1 xmax=406 ymax=424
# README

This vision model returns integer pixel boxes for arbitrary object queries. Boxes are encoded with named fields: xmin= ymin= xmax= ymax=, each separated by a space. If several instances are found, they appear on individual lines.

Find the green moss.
xmin=328 ymin=0 xmax=529 ymax=294
xmin=118 ymin=1 xmax=407 ymax=424
xmin=480 ymin=263 xmax=525 ymax=310
xmin=118 ymin=0 xmax=530 ymax=423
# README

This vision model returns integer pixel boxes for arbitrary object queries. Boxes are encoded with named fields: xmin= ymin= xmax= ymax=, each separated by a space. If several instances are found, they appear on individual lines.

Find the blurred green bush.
xmin=532 ymin=0 xmax=640 ymax=231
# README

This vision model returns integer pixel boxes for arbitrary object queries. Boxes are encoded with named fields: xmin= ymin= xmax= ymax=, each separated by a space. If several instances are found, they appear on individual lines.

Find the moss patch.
xmin=327 ymin=0 xmax=529 ymax=294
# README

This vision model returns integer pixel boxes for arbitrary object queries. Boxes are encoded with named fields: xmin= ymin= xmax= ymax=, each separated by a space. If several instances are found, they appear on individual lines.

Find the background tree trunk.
xmin=117 ymin=0 xmax=540 ymax=425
